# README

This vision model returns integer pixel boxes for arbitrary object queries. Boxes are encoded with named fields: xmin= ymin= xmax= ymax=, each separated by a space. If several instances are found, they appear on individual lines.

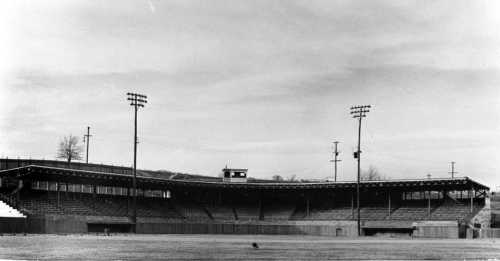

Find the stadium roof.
xmin=0 ymin=164 xmax=490 ymax=191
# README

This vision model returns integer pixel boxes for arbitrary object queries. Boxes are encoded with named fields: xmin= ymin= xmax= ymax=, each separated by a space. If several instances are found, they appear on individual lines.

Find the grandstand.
xmin=491 ymin=191 xmax=500 ymax=228
xmin=0 ymin=158 xmax=490 ymax=238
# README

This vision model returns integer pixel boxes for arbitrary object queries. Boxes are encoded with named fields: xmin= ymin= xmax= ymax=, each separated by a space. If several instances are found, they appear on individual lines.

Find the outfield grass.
xmin=0 ymin=234 xmax=499 ymax=260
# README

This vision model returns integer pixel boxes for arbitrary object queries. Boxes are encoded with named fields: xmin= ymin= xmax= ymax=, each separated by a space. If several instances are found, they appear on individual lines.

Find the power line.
xmin=83 ymin=126 xmax=92 ymax=164
xmin=330 ymin=141 xmax=341 ymax=182
xmin=350 ymin=104 xmax=371 ymax=237
xmin=126 ymin=92 xmax=147 ymax=233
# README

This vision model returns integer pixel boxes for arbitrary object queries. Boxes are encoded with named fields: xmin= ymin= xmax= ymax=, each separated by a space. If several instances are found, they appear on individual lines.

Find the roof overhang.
xmin=0 ymin=165 xmax=490 ymax=191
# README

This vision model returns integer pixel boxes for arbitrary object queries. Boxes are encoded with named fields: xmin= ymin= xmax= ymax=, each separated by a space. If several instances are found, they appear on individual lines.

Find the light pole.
xmin=126 ymin=92 xmax=147 ymax=232
xmin=449 ymin=161 xmax=457 ymax=179
xmin=330 ymin=141 xmax=341 ymax=182
xmin=83 ymin=126 xmax=92 ymax=164
xmin=350 ymin=105 xmax=371 ymax=236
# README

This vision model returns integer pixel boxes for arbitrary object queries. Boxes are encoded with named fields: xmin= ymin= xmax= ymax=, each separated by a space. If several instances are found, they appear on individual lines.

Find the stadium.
xmin=4 ymin=0 xmax=500 ymax=259
xmin=0 ymin=158 xmax=495 ymax=239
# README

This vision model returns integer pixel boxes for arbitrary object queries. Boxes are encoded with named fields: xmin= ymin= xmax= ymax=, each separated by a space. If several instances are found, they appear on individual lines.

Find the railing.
xmin=479 ymin=228 xmax=500 ymax=238
xmin=0 ymin=192 xmax=30 ymax=216
xmin=0 ymin=193 xmax=16 ymax=208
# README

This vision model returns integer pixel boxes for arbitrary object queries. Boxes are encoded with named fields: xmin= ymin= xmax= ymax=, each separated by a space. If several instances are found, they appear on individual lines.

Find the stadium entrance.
xmin=362 ymin=220 xmax=414 ymax=237
xmin=363 ymin=227 xmax=413 ymax=237
xmin=87 ymin=222 xmax=133 ymax=233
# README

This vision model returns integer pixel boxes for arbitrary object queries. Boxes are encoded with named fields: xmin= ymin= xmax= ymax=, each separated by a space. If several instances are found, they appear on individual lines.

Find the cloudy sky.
xmin=1 ymin=0 xmax=499 ymax=188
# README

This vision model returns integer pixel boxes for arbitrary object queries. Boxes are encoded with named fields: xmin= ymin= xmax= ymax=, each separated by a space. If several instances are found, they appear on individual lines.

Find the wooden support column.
xmin=305 ymin=193 xmax=310 ymax=218
xmin=427 ymin=190 xmax=431 ymax=219
xmin=127 ymin=187 xmax=130 ymax=216
xmin=351 ymin=190 xmax=354 ymax=219
xmin=387 ymin=191 xmax=391 ymax=217
xmin=470 ymin=188 xmax=474 ymax=213
xmin=56 ymin=182 xmax=60 ymax=207
xmin=15 ymin=180 xmax=22 ymax=208
xmin=259 ymin=192 xmax=264 ymax=221
xmin=93 ymin=185 xmax=97 ymax=213
xmin=331 ymin=191 xmax=336 ymax=217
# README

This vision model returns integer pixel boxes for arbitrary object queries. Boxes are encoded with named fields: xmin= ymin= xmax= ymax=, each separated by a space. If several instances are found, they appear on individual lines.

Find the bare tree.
xmin=56 ymin=135 xmax=83 ymax=163
xmin=272 ymin=175 xmax=284 ymax=181
xmin=361 ymin=165 xmax=386 ymax=181
xmin=287 ymin=174 xmax=298 ymax=182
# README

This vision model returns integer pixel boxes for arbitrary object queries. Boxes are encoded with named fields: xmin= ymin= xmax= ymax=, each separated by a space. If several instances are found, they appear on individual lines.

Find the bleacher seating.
xmin=173 ymin=201 xmax=210 ymax=220
xmin=263 ymin=203 xmax=295 ymax=220
xmin=11 ymin=190 xmax=182 ymax=218
xmin=1 ymin=188 xmax=484 ymax=225
xmin=86 ymin=195 xmax=128 ymax=216
xmin=17 ymin=191 xmax=64 ymax=215
xmin=206 ymin=205 xmax=235 ymax=220
xmin=57 ymin=195 xmax=95 ymax=215
xmin=429 ymin=200 xmax=477 ymax=221
xmin=389 ymin=201 xmax=431 ymax=220
xmin=138 ymin=198 xmax=182 ymax=218
xmin=358 ymin=206 xmax=390 ymax=220
xmin=291 ymin=207 xmax=353 ymax=220
xmin=288 ymin=198 xmax=481 ymax=222
xmin=234 ymin=204 xmax=260 ymax=221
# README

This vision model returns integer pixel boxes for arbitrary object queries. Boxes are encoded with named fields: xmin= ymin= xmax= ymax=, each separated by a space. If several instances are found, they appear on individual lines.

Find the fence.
xmin=479 ymin=228 xmax=500 ymax=238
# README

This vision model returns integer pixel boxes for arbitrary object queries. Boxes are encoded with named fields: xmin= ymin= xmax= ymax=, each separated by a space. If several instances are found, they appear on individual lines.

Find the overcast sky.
xmin=1 ymin=0 xmax=499 ymax=189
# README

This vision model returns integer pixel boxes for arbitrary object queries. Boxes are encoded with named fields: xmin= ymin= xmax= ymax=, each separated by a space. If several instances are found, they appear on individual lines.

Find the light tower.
xmin=83 ymin=126 xmax=92 ymax=164
xmin=126 ymin=92 xmax=147 ymax=232
xmin=330 ymin=141 xmax=341 ymax=182
xmin=350 ymin=105 xmax=371 ymax=236
xmin=449 ymin=161 xmax=457 ymax=179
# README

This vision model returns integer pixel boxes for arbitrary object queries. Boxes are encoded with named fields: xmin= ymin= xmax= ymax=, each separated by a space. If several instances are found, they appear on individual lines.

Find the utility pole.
xmin=330 ymin=141 xmax=341 ymax=182
xmin=350 ymin=105 xmax=371 ymax=237
xmin=126 ymin=92 xmax=147 ymax=233
xmin=83 ymin=126 xmax=92 ymax=164
xmin=449 ymin=161 xmax=457 ymax=179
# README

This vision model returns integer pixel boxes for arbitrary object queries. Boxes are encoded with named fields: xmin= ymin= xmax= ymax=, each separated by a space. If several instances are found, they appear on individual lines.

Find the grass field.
xmin=0 ymin=234 xmax=499 ymax=260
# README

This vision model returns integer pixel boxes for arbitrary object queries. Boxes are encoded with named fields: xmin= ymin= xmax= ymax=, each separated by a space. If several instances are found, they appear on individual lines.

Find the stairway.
xmin=0 ymin=200 xmax=26 ymax=218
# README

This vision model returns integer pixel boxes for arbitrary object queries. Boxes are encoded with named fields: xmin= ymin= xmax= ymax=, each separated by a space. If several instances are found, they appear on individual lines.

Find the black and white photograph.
xmin=0 ymin=0 xmax=499 ymax=260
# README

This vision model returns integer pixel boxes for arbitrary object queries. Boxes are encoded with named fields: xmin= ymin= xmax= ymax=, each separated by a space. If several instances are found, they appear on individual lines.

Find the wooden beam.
xmin=427 ymin=190 xmax=431 ymax=219
xmin=351 ymin=190 xmax=354 ymax=219
xmin=56 ymin=182 xmax=60 ymax=208
xmin=387 ymin=191 xmax=391 ymax=217
xmin=470 ymin=188 xmax=474 ymax=213
xmin=306 ymin=194 xmax=310 ymax=218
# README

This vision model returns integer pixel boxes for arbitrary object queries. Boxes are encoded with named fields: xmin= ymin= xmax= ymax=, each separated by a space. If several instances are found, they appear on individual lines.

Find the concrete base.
xmin=412 ymin=221 xmax=459 ymax=239
xmin=26 ymin=215 xmax=359 ymax=236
